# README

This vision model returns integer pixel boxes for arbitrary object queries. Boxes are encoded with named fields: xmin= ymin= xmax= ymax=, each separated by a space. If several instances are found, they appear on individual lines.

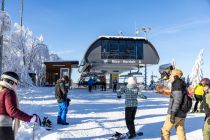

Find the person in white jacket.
xmin=117 ymin=76 xmax=147 ymax=139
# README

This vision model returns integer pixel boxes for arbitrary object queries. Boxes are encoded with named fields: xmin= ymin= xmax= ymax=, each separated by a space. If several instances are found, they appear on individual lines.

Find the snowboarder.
xmin=117 ymin=76 xmax=147 ymax=139
xmin=0 ymin=71 xmax=38 ymax=140
xmin=161 ymin=69 xmax=188 ymax=140
xmin=55 ymin=75 xmax=70 ymax=125
xmin=202 ymin=79 xmax=210 ymax=140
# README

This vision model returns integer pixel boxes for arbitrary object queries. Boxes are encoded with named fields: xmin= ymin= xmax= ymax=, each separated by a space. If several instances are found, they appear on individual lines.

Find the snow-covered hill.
xmin=15 ymin=87 xmax=204 ymax=140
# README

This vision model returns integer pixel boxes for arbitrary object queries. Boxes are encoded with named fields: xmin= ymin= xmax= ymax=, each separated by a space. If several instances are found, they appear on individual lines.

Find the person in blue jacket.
xmin=87 ymin=77 xmax=94 ymax=92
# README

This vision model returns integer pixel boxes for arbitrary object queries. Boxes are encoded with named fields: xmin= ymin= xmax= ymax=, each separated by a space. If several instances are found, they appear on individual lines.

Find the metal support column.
xmin=144 ymin=64 xmax=147 ymax=89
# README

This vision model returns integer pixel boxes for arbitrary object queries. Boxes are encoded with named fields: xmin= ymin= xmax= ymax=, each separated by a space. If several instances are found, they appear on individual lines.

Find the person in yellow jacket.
xmin=193 ymin=80 xmax=208 ymax=113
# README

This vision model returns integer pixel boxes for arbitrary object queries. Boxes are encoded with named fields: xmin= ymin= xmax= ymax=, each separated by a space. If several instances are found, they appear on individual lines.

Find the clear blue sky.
xmin=5 ymin=0 xmax=210 ymax=82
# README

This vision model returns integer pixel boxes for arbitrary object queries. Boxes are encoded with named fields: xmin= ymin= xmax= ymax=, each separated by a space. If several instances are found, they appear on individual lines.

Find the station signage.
xmin=112 ymin=74 xmax=119 ymax=78
xmin=103 ymin=59 xmax=142 ymax=64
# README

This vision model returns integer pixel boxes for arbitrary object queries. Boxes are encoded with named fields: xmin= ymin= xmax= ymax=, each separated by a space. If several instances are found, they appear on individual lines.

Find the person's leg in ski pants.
xmin=89 ymin=85 xmax=92 ymax=92
xmin=104 ymin=84 xmax=106 ymax=91
xmin=57 ymin=102 xmax=68 ymax=123
xmin=0 ymin=127 xmax=14 ymax=140
xmin=113 ymin=84 xmax=117 ymax=92
xmin=203 ymin=117 xmax=210 ymax=140
xmin=194 ymin=95 xmax=203 ymax=112
xmin=125 ymin=107 xmax=137 ymax=135
xmin=161 ymin=115 xmax=186 ymax=140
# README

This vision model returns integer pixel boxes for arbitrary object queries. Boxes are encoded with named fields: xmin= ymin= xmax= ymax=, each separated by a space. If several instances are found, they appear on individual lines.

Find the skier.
xmin=0 ymin=71 xmax=38 ymax=140
xmin=202 ymin=79 xmax=210 ymax=140
xmin=55 ymin=75 xmax=70 ymax=125
xmin=117 ymin=76 xmax=147 ymax=139
xmin=161 ymin=69 xmax=188 ymax=140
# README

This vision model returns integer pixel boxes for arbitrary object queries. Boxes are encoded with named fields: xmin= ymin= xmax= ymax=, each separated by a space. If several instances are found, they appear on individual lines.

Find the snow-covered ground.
xmin=15 ymin=87 xmax=204 ymax=140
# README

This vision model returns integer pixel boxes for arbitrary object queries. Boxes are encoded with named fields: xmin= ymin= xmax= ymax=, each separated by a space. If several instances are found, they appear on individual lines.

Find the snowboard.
xmin=108 ymin=131 xmax=143 ymax=140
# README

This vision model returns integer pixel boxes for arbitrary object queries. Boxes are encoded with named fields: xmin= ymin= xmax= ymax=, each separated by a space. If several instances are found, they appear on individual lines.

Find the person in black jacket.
xmin=113 ymin=78 xmax=118 ymax=92
xmin=55 ymin=75 xmax=70 ymax=125
xmin=161 ymin=69 xmax=187 ymax=140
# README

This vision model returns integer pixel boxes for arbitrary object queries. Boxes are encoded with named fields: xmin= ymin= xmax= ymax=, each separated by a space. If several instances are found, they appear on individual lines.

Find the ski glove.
xmin=30 ymin=114 xmax=38 ymax=123
xmin=138 ymin=93 xmax=147 ymax=99
xmin=170 ymin=112 xmax=176 ymax=124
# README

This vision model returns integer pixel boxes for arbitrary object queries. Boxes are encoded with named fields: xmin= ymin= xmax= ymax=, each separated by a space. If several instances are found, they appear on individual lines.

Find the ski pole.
xmin=32 ymin=114 xmax=41 ymax=140
xmin=32 ymin=122 xmax=35 ymax=140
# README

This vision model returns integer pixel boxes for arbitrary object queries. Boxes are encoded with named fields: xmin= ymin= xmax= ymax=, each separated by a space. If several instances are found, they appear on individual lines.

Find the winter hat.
xmin=1 ymin=71 xmax=19 ymax=84
xmin=62 ymin=75 xmax=69 ymax=82
xmin=127 ymin=76 xmax=137 ymax=85
xmin=200 ymin=78 xmax=210 ymax=86
xmin=171 ymin=69 xmax=183 ymax=78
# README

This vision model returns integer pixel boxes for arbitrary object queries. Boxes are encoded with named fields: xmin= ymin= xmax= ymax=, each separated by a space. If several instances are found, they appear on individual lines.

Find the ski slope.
xmin=15 ymin=87 xmax=204 ymax=140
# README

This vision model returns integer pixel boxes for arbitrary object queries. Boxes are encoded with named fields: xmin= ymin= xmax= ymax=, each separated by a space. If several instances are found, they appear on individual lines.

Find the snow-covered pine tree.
xmin=189 ymin=48 xmax=204 ymax=87
xmin=3 ymin=23 xmax=58 ymax=86
xmin=49 ymin=53 xmax=61 ymax=61
xmin=0 ymin=11 xmax=11 ymax=35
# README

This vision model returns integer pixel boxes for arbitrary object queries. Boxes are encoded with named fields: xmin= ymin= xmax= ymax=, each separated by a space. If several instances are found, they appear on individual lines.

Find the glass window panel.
xmin=101 ymin=39 xmax=144 ymax=60
xmin=136 ymin=41 xmax=143 ymax=59
xmin=119 ymin=40 xmax=127 ymax=59
xmin=101 ymin=40 xmax=110 ymax=59
xmin=109 ymin=40 xmax=119 ymax=59
xmin=127 ymin=41 xmax=136 ymax=59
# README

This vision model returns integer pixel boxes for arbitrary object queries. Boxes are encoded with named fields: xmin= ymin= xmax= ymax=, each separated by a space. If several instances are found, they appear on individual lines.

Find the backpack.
xmin=180 ymin=91 xmax=192 ymax=113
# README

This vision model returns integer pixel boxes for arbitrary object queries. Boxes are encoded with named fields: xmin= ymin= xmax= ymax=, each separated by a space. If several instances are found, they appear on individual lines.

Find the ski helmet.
xmin=200 ymin=78 xmax=210 ymax=86
xmin=1 ymin=71 xmax=20 ymax=84
xmin=159 ymin=63 xmax=174 ymax=80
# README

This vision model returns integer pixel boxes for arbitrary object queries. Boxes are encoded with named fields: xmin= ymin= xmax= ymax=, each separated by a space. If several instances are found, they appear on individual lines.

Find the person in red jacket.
xmin=0 ymin=71 xmax=37 ymax=140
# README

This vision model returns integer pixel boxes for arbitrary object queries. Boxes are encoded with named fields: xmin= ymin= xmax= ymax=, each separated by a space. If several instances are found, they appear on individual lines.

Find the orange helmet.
xmin=171 ymin=69 xmax=183 ymax=78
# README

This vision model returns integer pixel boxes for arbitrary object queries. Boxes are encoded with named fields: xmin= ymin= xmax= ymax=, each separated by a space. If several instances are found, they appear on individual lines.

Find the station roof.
xmin=80 ymin=35 xmax=159 ymax=74
xmin=44 ymin=61 xmax=79 ymax=68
